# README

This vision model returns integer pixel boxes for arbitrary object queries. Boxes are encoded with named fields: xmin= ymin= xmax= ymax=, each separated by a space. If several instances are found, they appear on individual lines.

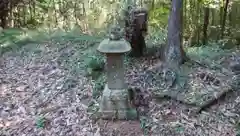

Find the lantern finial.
xmin=109 ymin=25 xmax=122 ymax=40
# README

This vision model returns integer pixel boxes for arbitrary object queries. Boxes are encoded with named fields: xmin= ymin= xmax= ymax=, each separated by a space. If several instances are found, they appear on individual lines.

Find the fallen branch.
xmin=35 ymin=89 xmax=64 ymax=108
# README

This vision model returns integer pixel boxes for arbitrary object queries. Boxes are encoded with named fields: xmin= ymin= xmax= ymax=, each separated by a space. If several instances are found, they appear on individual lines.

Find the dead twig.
xmin=38 ymin=105 xmax=67 ymax=115
xmin=35 ymin=76 xmax=69 ymax=108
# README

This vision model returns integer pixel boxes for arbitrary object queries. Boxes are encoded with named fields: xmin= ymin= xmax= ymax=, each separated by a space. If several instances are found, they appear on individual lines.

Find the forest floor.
xmin=0 ymin=30 xmax=240 ymax=136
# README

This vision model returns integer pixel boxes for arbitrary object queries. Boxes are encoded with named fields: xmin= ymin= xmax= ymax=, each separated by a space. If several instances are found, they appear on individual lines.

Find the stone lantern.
xmin=97 ymin=26 xmax=137 ymax=120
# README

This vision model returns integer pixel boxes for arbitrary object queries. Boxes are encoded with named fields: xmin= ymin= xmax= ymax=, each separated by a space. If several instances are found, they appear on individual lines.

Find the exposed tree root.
xmin=196 ymin=88 xmax=234 ymax=114
xmin=152 ymin=92 xmax=197 ymax=107
xmin=153 ymin=88 xmax=234 ymax=115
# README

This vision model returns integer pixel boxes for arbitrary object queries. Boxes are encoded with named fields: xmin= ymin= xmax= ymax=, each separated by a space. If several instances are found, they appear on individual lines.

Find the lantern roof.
xmin=97 ymin=25 xmax=131 ymax=53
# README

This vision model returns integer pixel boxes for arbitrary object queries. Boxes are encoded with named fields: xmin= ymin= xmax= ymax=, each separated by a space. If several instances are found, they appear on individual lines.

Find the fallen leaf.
xmin=16 ymin=85 xmax=28 ymax=92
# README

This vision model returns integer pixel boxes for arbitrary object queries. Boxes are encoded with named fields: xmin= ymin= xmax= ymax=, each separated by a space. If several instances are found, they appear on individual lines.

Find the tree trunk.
xmin=0 ymin=12 xmax=8 ymax=28
xmin=221 ymin=0 xmax=229 ymax=39
xmin=0 ymin=0 xmax=21 ymax=28
xmin=228 ymin=3 xmax=232 ymax=35
xmin=29 ymin=0 xmax=33 ymax=22
xmin=183 ymin=0 xmax=187 ymax=33
xmin=197 ymin=2 xmax=201 ymax=45
xmin=9 ymin=0 xmax=14 ymax=27
xmin=53 ymin=0 xmax=58 ymax=27
xmin=202 ymin=7 xmax=210 ymax=45
xmin=151 ymin=0 xmax=155 ymax=9
xmin=211 ymin=9 xmax=215 ymax=25
xmin=164 ymin=0 xmax=185 ymax=67
xmin=0 ymin=0 xmax=9 ymax=28
xmin=218 ymin=1 xmax=224 ymax=40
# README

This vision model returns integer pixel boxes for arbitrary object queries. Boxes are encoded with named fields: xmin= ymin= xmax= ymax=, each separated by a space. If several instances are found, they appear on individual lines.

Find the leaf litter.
xmin=0 ymin=37 xmax=240 ymax=136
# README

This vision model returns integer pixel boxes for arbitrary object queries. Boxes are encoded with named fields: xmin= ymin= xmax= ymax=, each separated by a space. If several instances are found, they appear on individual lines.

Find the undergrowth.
xmin=0 ymin=28 xmax=49 ymax=55
xmin=0 ymin=26 xmax=105 ymax=56
xmin=185 ymin=42 xmax=234 ymax=71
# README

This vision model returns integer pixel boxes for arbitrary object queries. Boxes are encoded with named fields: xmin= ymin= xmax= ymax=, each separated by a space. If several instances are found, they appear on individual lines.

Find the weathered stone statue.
xmin=97 ymin=25 xmax=138 ymax=120
xmin=124 ymin=6 xmax=148 ymax=57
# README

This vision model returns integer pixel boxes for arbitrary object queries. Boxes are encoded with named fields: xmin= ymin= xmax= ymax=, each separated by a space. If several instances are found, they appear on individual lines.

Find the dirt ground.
xmin=0 ymin=38 xmax=239 ymax=136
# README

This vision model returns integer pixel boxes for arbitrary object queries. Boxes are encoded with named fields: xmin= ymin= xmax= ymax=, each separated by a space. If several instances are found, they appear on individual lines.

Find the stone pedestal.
xmin=99 ymin=84 xmax=134 ymax=119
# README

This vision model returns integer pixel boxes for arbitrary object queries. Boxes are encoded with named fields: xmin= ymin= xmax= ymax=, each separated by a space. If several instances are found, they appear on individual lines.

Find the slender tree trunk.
xmin=197 ymin=2 xmax=201 ymax=44
xmin=0 ymin=14 xmax=7 ymax=28
xmin=164 ymin=0 xmax=185 ymax=66
xmin=151 ymin=0 xmax=155 ymax=9
xmin=0 ymin=0 xmax=20 ymax=28
xmin=22 ymin=6 xmax=26 ymax=26
xmin=29 ymin=0 xmax=33 ymax=22
xmin=33 ymin=0 xmax=36 ymax=24
xmin=33 ymin=0 xmax=36 ymax=16
xmin=74 ymin=1 xmax=77 ymax=25
xmin=82 ymin=3 xmax=87 ymax=32
xmin=203 ymin=7 xmax=210 ymax=45
xmin=9 ymin=1 xmax=13 ymax=27
xmin=218 ymin=0 xmax=224 ymax=40
xmin=17 ymin=6 xmax=21 ymax=27
xmin=140 ymin=0 xmax=143 ymax=7
xmin=221 ymin=0 xmax=229 ymax=39
xmin=228 ymin=2 xmax=232 ymax=35
xmin=52 ymin=0 xmax=58 ymax=27
xmin=184 ymin=0 xmax=187 ymax=31
xmin=0 ymin=1 xmax=9 ymax=28
xmin=231 ymin=2 xmax=237 ymax=28
xmin=219 ymin=3 xmax=224 ymax=24
xmin=211 ymin=9 xmax=215 ymax=25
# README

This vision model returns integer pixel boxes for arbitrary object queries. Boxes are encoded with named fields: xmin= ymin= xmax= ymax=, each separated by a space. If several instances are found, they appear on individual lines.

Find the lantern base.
xmin=98 ymin=84 xmax=138 ymax=120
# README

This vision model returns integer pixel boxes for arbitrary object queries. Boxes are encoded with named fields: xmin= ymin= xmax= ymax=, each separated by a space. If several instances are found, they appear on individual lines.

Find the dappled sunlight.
xmin=0 ymin=120 xmax=12 ymax=128
xmin=0 ymin=41 xmax=12 ymax=47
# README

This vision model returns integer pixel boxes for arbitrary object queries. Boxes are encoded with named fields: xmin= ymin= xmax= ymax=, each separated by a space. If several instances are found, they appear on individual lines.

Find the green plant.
xmin=36 ymin=116 xmax=46 ymax=129
xmin=0 ymin=28 xmax=58 ymax=56
xmin=126 ymin=108 xmax=138 ymax=120
xmin=236 ymin=121 xmax=240 ymax=136
xmin=146 ymin=28 xmax=167 ymax=45
xmin=140 ymin=116 xmax=152 ymax=136
xmin=149 ymin=6 xmax=170 ymax=28
xmin=85 ymin=55 xmax=105 ymax=79
xmin=92 ymin=75 xmax=106 ymax=99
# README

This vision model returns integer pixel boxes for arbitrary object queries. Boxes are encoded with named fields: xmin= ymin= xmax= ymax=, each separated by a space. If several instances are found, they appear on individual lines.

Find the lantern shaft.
xmin=106 ymin=54 xmax=125 ymax=89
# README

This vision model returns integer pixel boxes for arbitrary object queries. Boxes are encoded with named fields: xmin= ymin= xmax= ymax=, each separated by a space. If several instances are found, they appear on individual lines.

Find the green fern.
xmin=36 ymin=116 xmax=46 ymax=129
